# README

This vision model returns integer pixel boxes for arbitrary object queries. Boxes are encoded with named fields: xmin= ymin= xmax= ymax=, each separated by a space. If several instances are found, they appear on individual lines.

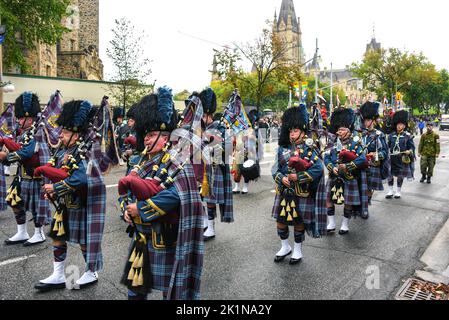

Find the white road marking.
xmin=0 ymin=255 xmax=36 ymax=267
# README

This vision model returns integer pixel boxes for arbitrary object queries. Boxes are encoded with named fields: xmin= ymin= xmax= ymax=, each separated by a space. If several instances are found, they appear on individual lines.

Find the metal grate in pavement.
xmin=395 ymin=278 xmax=438 ymax=300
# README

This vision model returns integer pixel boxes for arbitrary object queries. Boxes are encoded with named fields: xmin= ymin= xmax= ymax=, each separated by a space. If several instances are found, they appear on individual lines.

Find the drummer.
xmin=232 ymin=127 xmax=260 ymax=195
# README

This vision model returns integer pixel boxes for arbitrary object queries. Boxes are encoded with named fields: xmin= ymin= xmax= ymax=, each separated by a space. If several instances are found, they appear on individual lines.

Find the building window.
xmin=46 ymin=65 xmax=51 ymax=77
xmin=70 ymin=39 xmax=76 ymax=51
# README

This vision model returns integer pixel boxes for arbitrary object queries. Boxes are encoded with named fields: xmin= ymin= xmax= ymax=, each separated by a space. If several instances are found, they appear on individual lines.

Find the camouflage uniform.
xmin=418 ymin=130 xmax=440 ymax=180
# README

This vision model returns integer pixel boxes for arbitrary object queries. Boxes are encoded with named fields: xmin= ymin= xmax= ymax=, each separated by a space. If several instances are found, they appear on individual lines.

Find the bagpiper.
xmin=34 ymin=100 xmax=106 ymax=291
xmin=199 ymin=88 xmax=234 ymax=241
xmin=0 ymin=92 xmax=51 ymax=246
xmin=359 ymin=101 xmax=389 ymax=219
xmin=272 ymin=106 xmax=327 ymax=264
xmin=120 ymin=87 xmax=204 ymax=300
xmin=324 ymin=107 xmax=369 ymax=235
xmin=386 ymin=110 xmax=415 ymax=199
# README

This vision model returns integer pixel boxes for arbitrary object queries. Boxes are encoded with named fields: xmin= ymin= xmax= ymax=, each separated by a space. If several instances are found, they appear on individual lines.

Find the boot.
xmin=289 ymin=242 xmax=303 ymax=265
xmin=427 ymin=176 xmax=432 ymax=184
xmin=5 ymin=223 xmax=29 ymax=245
xmin=35 ymin=261 xmax=66 ymax=291
xmin=232 ymin=182 xmax=241 ymax=194
xmin=203 ymin=219 xmax=215 ymax=241
xmin=339 ymin=217 xmax=350 ymax=235
xmin=420 ymin=174 xmax=426 ymax=183
xmin=385 ymin=186 xmax=394 ymax=199
xmin=394 ymin=187 xmax=402 ymax=199
xmin=274 ymin=239 xmax=292 ymax=263
xmin=241 ymin=183 xmax=249 ymax=195
xmin=74 ymin=270 xmax=98 ymax=290
xmin=327 ymin=215 xmax=336 ymax=233
xmin=24 ymin=227 xmax=46 ymax=247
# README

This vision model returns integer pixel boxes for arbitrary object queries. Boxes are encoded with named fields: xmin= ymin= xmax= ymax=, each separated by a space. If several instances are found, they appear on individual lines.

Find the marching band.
xmin=0 ymin=87 xmax=425 ymax=300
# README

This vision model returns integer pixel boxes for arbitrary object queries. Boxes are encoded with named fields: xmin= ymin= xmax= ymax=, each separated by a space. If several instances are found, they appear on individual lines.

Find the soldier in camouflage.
xmin=418 ymin=122 xmax=440 ymax=184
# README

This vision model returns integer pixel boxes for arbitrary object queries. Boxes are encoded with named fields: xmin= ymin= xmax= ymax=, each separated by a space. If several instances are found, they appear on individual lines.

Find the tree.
xmin=351 ymin=48 xmax=446 ymax=113
xmin=106 ymin=17 xmax=153 ymax=111
xmin=0 ymin=0 xmax=70 ymax=72
xmin=214 ymin=20 xmax=303 ymax=113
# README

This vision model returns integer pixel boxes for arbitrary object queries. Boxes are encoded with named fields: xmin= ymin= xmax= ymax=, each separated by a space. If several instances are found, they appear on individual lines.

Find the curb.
xmin=415 ymin=216 xmax=449 ymax=283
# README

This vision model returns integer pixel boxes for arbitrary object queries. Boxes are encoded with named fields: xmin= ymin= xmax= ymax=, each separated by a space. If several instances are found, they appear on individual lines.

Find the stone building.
xmin=273 ymin=0 xmax=305 ymax=66
xmin=8 ymin=0 xmax=103 ymax=80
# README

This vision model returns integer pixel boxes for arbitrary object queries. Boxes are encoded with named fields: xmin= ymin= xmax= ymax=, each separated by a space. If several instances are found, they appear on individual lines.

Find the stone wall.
xmin=78 ymin=0 xmax=100 ymax=51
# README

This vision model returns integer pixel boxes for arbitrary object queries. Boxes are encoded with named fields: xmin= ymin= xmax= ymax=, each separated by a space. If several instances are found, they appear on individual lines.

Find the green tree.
xmin=214 ymin=20 xmax=303 ymax=113
xmin=0 ymin=0 xmax=70 ymax=72
xmin=106 ymin=17 xmax=153 ymax=111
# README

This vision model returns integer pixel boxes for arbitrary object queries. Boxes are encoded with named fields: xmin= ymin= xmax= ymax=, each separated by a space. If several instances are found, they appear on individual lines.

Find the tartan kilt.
xmin=21 ymin=178 xmax=51 ymax=225
xmin=390 ymin=155 xmax=410 ymax=178
xmin=203 ymin=166 xmax=225 ymax=204
xmin=367 ymin=166 xmax=384 ymax=191
xmin=128 ymin=225 xmax=177 ymax=293
xmin=272 ymin=194 xmax=315 ymax=227
xmin=66 ymin=207 xmax=87 ymax=245
xmin=326 ymin=177 xmax=361 ymax=206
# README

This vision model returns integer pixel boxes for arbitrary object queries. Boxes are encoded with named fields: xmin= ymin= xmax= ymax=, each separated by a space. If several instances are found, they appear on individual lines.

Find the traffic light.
xmin=396 ymin=92 xmax=402 ymax=101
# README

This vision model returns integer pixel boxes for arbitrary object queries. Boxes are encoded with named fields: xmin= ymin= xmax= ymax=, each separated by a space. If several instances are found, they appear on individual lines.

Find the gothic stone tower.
xmin=57 ymin=0 xmax=103 ymax=80
xmin=273 ymin=0 xmax=305 ymax=67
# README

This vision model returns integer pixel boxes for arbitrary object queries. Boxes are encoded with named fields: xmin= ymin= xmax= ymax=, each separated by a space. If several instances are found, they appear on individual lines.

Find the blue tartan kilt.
xmin=202 ymin=167 xmax=225 ymax=204
xmin=367 ymin=166 xmax=384 ymax=191
xmin=390 ymin=155 xmax=410 ymax=178
xmin=66 ymin=207 xmax=87 ymax=245
xmin=128 ymin=225 xmax=176 ymax=293
xmin=326 ymin=177 xmax=361 ymax=206
xmin=272 ymin=194 xmax=315 ymax=227
xmin=21 ymin=178 xmax=41 ymax=214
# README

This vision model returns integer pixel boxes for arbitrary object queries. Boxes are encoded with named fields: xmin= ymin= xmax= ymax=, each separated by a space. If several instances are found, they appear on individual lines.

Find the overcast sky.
xmin=99 ymin=0 xmax=449 ymax=93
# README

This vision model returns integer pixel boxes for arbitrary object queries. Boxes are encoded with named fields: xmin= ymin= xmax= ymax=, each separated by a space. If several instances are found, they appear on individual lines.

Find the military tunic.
xmin=418 ymin=131 xmax=440 ymax=177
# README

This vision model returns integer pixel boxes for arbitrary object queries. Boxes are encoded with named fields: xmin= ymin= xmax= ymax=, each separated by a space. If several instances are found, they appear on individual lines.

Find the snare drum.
xmin=239 ymin=159 xmax=260 ymax=181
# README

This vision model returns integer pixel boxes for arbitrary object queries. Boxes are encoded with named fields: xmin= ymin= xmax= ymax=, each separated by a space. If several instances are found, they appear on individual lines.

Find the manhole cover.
xmin=395 ymin=278 xmax=449 ymax=300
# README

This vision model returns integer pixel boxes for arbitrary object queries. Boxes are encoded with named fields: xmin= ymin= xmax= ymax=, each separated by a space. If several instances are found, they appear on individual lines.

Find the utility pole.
xmin=330 ymin=62 xmax=333 ymax=113
xmin=314 ymin=38 xmax=319 ymax=104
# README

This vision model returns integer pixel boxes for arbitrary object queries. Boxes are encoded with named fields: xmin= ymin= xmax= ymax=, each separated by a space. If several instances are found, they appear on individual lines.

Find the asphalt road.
xmin=1 ymin=130 xmax=449 ymax=300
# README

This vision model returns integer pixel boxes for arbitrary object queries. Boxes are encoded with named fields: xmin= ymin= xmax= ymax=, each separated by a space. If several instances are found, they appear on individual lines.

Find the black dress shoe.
xmin=232 ymin=191 xmax=241 ymax=195
xmin=274 ymin=250 xmax=292 ymax=263
xmin=385 ymin=194 xmax=393 ymax=199
xmin=4 ymin=239 xmax=29 ymax=245
xmin=289 ymin=258 xmax=302 ymax=265
xmin=34 ymin=282 xmax=66 ymax=292
xmin=339 ymin=230 xmax=349 ymax=235
xmin=23 ymin=239 xmax=46 ymax=247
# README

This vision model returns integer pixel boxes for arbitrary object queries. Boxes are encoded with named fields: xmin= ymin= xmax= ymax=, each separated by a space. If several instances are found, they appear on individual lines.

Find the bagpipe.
xmin=119 ymin=133 xmax=211 ymax=292
xmin=330 ymin=137 xmax=360 ymax=205
xmin=33 ymin=137 xmax=96 ymax=240
xmin=278 ymin=142 xmax=315 ymax=223
xmin=32 ymin=104 xmax=104 ymax=239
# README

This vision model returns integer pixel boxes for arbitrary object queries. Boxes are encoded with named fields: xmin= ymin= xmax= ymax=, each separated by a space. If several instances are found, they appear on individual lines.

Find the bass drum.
xmin=239 ymin=159 xmax=260 ymax=181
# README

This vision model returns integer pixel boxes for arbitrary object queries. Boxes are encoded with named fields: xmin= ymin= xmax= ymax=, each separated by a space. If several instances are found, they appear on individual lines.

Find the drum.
xmin=239 ymin=159 xmax=260 ymax=181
